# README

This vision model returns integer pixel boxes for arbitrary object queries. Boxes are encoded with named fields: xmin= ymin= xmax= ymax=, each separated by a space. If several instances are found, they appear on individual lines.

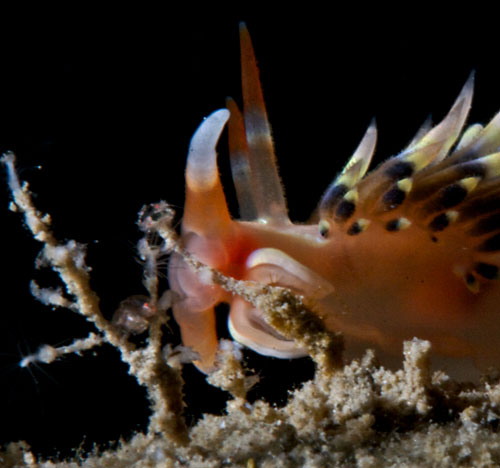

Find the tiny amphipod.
xmin=168 ymin=23 xmax=500 ymax=375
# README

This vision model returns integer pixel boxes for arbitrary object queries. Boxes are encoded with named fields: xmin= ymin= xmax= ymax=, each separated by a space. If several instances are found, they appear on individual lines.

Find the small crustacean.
xmin=168 ymin=23 xmax=500 ymax=375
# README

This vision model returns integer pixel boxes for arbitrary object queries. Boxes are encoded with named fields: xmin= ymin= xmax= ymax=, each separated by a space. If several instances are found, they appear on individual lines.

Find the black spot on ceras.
xmin=436 ymin=184 xmax=468 ymax=210
xmin=466 ymin=273 xmax=477 ymax=287
xmin=428 ymin=213 xmax=450 ymax=232
xmin=347 ymin=221 xmax=362 ymax=235
xmin=384 ymin=161 xmax=414 ymax=180
xmin=335 ymin=199 xmax=356 ymax=222
xmin=468 ymin=213 xmax=500 ymax=236
xmin=319 ymin=183 xmax=355 ymax=222
xmin=478 ymin=233 xmax=500 ymax=252
xmin=381 ymin=187 xmax=407 ymax=210
xmin=474 ymin=262 xmax=499 ymax=280
xmin=385 ymin=219 xmax=401 ymax=232
xmin=320 ymin=183 xmax=348 ymax=211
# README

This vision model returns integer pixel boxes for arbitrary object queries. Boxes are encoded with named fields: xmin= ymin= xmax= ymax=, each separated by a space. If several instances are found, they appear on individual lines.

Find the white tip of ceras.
xmin=186 ymin=109 xmax=230 ymax=192
xmin=338 ymin=120 xmax=377 ymax=187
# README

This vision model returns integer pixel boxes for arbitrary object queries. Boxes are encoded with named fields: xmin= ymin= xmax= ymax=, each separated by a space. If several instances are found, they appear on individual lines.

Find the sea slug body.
xmin=168 ymin=24 xmax=500 ymax=377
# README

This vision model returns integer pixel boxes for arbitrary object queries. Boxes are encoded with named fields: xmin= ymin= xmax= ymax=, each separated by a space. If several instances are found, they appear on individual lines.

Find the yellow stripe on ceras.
xmin=396 ymin=217 xmax=411 ymax=230
xmin=402 ymin=141 xmax=444 ymax=172
xmin=355 ymin=218 xmax=371 ymax=231
xmin=386 ymin=217 xmax=412 ymax=232
xmin=456 ymin=123 xmax=483 ymax=150
xmin=335 ymin=173 xmax=354 ymax=190
xmin=446 ymin=210 xmax=459 ymax=223
xmin=344 ymin=188 xmax=358 ymax=204
xmin=335 ymin=120 xmax=377 ymax=188
xmin=482 ymin=152 xmax=500 ymax=178
xmin=335 ymin=170 xmax=361 ymax=191
xmin=347 ymin=218 xmax=371 ymax=235
xmin=396 ymin=177 xmax=413 ymax=193
xmin=458 ymin=176 xmax=480 ymax=193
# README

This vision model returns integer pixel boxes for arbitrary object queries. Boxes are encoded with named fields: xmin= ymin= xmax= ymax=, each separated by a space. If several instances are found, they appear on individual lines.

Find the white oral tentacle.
xmin=186 ymin=108 xmax=230 ymax=191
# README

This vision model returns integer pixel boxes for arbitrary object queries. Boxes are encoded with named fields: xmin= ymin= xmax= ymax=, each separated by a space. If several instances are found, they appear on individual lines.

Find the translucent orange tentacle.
xmin=239 ymin=22 xmax=288 ymax=223
xmin=174 ymin=303 xmax=218 ymax=372
xmin=226 ymin=96 xmax=257 ymax=220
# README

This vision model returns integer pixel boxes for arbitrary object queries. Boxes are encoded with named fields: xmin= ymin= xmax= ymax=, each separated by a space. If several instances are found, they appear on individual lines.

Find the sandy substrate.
xmin=3 ymin=337 xmax=500 ymax=467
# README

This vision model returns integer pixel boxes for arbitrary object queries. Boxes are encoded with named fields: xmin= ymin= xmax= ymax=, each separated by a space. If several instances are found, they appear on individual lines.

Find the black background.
xmin=0 ymin=6 xmax=499 ymax=459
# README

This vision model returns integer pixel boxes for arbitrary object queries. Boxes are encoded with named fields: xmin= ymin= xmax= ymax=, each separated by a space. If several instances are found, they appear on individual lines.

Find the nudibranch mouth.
xmin=227 ymin=248 xmax=335 ymax=359
xmin=228 ymin=301 xmax=308 ymax=359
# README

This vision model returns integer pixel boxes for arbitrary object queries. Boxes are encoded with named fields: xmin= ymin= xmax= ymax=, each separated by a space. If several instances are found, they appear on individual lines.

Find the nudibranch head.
xmin=168 ymin=24 xmax=500 ymax=376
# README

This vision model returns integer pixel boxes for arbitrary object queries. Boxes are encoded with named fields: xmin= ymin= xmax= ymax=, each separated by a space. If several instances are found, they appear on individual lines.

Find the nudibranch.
xmin=168 ymin=24 xmax=500 ymax=374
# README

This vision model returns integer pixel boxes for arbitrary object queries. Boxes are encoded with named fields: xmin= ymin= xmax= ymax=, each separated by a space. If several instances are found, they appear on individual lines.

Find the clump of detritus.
xmin=4 ymin=152 xmax=500 ymax=467
xmin=112 ymin=295 xmax=157 ymax=335
xmin=207 ymin=340 xmax=260 ymax=399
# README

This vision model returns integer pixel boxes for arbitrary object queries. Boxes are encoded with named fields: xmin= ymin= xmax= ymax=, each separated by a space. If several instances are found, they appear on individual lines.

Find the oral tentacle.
xmin=184 ymin=108 xmax=232 ymax=236
xmin=173 ymin=302 xmax=219 ymax=373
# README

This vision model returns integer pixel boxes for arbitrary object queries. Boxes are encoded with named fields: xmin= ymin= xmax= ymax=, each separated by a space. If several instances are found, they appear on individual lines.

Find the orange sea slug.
xmin=168 ymin=24 xmax=500 ymax=377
